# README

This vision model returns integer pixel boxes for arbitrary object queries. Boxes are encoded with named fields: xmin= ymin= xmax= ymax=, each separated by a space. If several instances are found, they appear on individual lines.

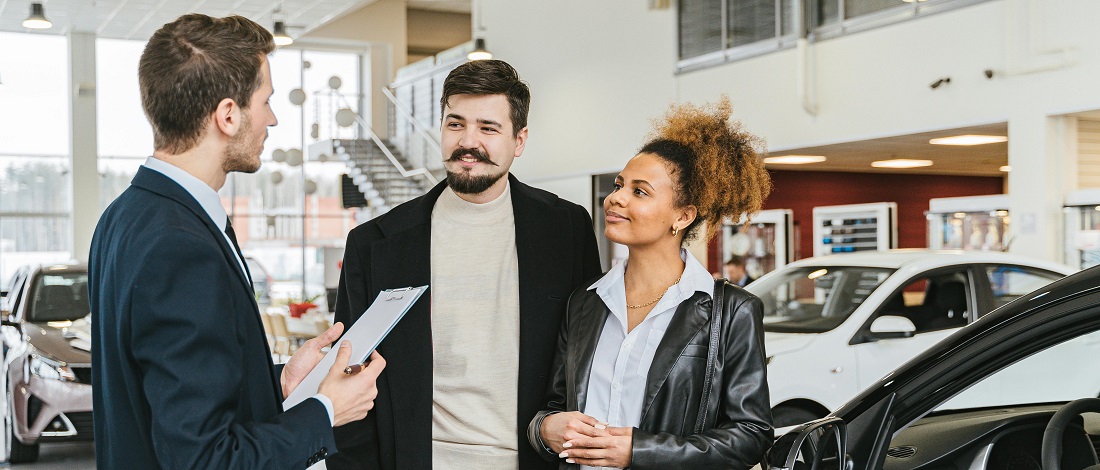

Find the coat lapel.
xmin=569 ymin=293 xmax=609 ymax=412
xmin=639 ymin=294 xmax=711 ymax=420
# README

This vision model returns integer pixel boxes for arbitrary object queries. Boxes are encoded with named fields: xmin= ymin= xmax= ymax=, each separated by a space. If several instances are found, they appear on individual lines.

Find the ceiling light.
xmin=871 ymin=159 xmax=933 ymax=169
xmin=999 ymin=165 xmax=1011 ymax=172
xmin=929 ymin=135 xmax=1008 ymax=146
xmin=23 ymin=3 xmax=52 ymax=29
xmin=468 ymin=38 xmax=492 ymax=61
xmin=272 ymin=21 xmax=293 ymax=46
xmin=763 ymin=155 xmax=827 ymax=165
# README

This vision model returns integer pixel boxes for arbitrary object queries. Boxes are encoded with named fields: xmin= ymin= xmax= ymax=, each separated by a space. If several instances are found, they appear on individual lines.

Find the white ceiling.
xmin=0 ymin=0 xmax=468 ymax=40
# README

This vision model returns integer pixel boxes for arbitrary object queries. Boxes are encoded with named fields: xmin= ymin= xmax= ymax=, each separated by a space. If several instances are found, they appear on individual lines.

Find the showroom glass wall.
xmin=1 ymin=32 xmax=363 ymax=306
xmin=0 ymin=33 xmax=72 ymax=283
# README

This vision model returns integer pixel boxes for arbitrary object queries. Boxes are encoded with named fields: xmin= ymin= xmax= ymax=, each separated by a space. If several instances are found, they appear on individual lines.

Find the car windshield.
xmin=750 ymin=266 xmax=895 ymax=333
xmin=934 ymin=327 xmax=1100 ymax=413
xmin=28 ymin=272 xmax=90 ymax=322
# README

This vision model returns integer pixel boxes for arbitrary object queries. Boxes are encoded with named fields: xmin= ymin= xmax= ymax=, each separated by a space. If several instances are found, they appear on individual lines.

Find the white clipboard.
xmin=283 ymin=285 xmax=427 ymax=409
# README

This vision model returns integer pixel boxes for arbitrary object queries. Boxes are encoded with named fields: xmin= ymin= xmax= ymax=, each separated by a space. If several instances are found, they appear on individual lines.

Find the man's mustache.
xmin=447 ymin=148 xmax=498 ymax=166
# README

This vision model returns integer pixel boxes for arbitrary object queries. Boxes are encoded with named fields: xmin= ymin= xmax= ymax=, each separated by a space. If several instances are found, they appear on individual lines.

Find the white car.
xmin=745 ymin=249 xmax=1074 ymax=427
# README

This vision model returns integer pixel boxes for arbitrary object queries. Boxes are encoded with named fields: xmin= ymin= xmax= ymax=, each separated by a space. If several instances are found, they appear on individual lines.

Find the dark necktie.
xmin=225 ymin=217 xmax=253 ymax=283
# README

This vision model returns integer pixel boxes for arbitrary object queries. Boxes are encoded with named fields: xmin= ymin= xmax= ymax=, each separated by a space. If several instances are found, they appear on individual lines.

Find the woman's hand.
xmin=540 ymin=411 xmax=609 ymax=454
xmin=559 ymin=426 xmax=633 ymax=468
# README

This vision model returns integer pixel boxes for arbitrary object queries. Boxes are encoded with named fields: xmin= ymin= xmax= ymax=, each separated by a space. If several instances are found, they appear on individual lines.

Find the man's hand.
xmin=539 ymin=411 xmax=610 ymax=454
xmin=318 ymin=344 xmax=385 ymax=426
xmin=558 ymin=426 xmax=633 ymax=468
xmin=281 ymin=322 xmax=345 ymax=399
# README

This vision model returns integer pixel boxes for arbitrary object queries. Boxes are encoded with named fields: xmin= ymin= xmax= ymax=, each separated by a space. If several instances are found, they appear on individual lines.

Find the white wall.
xmin=482 ymin=0 xmax=1100 ymax=263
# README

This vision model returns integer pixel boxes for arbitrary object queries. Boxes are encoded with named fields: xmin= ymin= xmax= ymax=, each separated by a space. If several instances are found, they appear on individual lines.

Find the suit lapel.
xmin=639 ymin=295 xmax=710 ymax=420
xmin=131 ymin=168 xmax=277 ymax=399
xmin=131 ymin=167 xmax=255 ymax=298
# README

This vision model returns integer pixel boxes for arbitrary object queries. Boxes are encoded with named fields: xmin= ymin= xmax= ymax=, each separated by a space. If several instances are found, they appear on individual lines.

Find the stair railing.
xmin=332 ymin=92 xmax=439 ymax=186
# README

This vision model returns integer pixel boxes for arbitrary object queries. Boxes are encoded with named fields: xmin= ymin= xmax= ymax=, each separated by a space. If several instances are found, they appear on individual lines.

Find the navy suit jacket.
xmin=327 ymin=175 xmax=602 ymax=470
xmin=89 ymin=167 xmax=335 ymax=469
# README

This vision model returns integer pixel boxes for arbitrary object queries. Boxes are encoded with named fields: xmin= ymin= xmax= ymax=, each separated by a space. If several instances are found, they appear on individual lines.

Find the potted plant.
xmin=287 ymin=294 xmax=322 ymax=318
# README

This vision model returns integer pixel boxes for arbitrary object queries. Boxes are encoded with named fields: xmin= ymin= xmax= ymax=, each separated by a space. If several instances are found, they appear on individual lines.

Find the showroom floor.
xmin=16 ymin=442 xmax=95 ymax=469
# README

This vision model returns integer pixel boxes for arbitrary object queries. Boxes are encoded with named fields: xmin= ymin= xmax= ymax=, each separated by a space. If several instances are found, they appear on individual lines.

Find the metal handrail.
xmin=334 ymin=94 xmax=439 ymax=186
xmin=382 ymin=87 xmax=442 ymax=152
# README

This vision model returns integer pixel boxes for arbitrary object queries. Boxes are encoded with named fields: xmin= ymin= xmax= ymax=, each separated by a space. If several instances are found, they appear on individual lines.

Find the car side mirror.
xmin=763 ymin=417 xmax=850 ymax=470
xmin=868 ymin=315 xmax=916 ymax=341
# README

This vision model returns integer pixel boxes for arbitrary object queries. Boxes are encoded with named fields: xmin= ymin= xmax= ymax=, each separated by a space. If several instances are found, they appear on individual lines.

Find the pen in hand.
xmin=344 ymin=361 xmax=369 ymax=375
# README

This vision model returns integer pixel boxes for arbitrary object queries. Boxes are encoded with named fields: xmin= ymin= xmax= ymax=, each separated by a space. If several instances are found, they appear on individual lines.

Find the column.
xmin=1006 ymin=112 xmax=1075 ymax=263
xmin=69 ymin=32 xmax=99 ymax=262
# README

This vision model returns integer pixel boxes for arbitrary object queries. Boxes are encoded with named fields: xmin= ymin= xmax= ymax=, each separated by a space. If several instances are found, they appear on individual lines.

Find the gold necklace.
xmin=626 ymin=276 xmax=682 ymax=309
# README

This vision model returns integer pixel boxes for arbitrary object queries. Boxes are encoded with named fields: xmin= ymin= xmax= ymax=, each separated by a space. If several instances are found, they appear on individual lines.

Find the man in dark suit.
xmin=328 ymin=60 xmax=602 ymax=469
xmin=725 ymin=255 xmax=755 ymax=287
xmin=88 ymin=14 xmax=385 ymax=469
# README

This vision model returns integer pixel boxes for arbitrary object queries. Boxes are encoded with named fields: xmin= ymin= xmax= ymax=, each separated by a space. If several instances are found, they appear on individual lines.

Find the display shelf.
xmin=720 ymin=209 xmax=794 ymax=279
xmin=926 ymin=195 xmax=1010 ymax=252
xmin=813 ymin=203 xmax=897 ymax=257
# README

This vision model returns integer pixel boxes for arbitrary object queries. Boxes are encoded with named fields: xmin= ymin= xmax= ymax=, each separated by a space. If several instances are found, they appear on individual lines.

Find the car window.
xmin=986 ymin=265 xmax=1063 ymax=311
xmin=28 ymin=272 xmax=90 ymax=322
xmin=6 ymin=271 xmax=28 ymax=314
xmin=752 ymin=266 xmax=894 ymax=333
xmin=875 ymin=270 xmax=970 ymax=334
xmin=936 ymin=328 xmax=1100 ymax=411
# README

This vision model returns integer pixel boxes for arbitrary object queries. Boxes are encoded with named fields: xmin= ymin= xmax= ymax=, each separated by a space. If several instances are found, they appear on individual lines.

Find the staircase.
xmin=311 ymin=138 xmax=438 ymax=211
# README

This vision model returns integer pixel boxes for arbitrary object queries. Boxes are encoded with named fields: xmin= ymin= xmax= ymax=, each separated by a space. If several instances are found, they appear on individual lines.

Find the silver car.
xmin=0 ymin=263 xmax=93 ymax=463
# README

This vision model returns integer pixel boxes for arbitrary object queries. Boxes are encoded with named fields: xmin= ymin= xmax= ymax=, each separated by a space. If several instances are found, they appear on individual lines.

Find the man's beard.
xmin=224 ymin=112 xmax=262 ymax=174
xmin=445 ymin=147 xmax=504 ymax=195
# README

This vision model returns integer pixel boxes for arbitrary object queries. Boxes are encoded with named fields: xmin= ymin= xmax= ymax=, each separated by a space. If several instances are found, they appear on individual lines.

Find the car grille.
xmin=27 ymin=395 xmax=43 ymax=424
xmin=887 ymin=445 xmax=917 ymax=459
xmin=71 ymin=366 xmax=92 ymax=385
xmin=66 ymin=412 xmax=94 ymax=441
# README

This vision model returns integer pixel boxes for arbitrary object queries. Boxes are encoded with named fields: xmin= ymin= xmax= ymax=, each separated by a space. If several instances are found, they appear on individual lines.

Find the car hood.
xmin=764 ymin=331 xmax=816 ymax=356
xmin=26 ymin=318 xmax=92 ymax=365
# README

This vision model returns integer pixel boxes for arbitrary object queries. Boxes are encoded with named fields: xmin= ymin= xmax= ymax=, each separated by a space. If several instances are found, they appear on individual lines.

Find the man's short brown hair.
xmin=139 ymin=14 xmax=275 ymax=154
xmin=440 ymin=60 xmax=530 ymax=136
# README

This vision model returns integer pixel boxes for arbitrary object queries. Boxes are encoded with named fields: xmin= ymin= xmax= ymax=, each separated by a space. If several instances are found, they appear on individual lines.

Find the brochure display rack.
xmin=812 ymin=203 xmax=897 ymax=257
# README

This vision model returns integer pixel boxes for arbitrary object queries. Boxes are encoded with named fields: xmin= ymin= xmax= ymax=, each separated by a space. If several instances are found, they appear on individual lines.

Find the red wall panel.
xmin=707 ymin=170 xmax=1005 ymax=272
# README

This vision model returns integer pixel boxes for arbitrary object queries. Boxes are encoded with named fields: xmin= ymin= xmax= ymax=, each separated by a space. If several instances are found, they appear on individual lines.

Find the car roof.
xmin=781 ymin=249 xmax=1074 ymax=274
xmin=25 ymin=262 xmax=88 ymax=276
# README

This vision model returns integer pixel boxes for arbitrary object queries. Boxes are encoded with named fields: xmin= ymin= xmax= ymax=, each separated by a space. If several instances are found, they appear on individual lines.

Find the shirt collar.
xmin=589 ymin=248 xmax=715 ymax=300
xmin=143 ymin=157 xmax=228 ymax=231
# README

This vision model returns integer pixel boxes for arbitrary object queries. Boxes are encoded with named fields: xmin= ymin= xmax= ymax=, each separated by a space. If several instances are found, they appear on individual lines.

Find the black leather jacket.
xmin=527 ymin=281 xmax=774 ymax=469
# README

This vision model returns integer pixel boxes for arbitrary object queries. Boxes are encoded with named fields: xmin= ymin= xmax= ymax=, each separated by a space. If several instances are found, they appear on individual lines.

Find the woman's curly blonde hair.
xmin=641 ymin=96 xmax=772 ymax=244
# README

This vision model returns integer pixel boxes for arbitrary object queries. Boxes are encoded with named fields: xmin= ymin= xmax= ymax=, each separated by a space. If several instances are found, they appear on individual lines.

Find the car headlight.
xmin=29 ymin=354 xmax=76 ymax=382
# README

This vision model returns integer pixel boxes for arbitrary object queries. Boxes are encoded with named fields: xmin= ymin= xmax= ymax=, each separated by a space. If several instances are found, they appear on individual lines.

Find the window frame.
xmin=676 ymin=0 xmax=995 ymax=74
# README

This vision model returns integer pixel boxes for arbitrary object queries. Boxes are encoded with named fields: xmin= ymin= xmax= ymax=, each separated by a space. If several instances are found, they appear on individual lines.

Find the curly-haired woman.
xmin=528 ymin=98 xmax=774 ymax=469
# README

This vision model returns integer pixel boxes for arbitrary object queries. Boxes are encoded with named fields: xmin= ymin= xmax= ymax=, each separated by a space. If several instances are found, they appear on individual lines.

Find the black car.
xmin=765 ymin=264 xmax=1100 ymax=470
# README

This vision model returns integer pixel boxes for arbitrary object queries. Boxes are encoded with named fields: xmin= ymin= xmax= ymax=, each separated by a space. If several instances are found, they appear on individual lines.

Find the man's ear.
xmin=212 ymin=97 xmax=242 ymax=137
xmin=513 ymin=127 xmax=529 ymax=158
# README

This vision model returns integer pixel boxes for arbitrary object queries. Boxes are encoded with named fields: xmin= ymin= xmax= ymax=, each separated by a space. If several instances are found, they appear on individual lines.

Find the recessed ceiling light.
xmin=763 ymin=155 xmax=827 ymax=165
xmin=871 ymin=159 xmax=933 ymax=169
xmin=929 ymin=135 xmax=1008 ymax=146
xmin=999 ymin=165 xmax=1011 ymax=172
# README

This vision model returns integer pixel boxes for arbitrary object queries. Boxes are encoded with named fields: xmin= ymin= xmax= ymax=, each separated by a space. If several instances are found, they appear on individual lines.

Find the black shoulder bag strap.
xmin=694 ymin=278 xmax=725 ymax=433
